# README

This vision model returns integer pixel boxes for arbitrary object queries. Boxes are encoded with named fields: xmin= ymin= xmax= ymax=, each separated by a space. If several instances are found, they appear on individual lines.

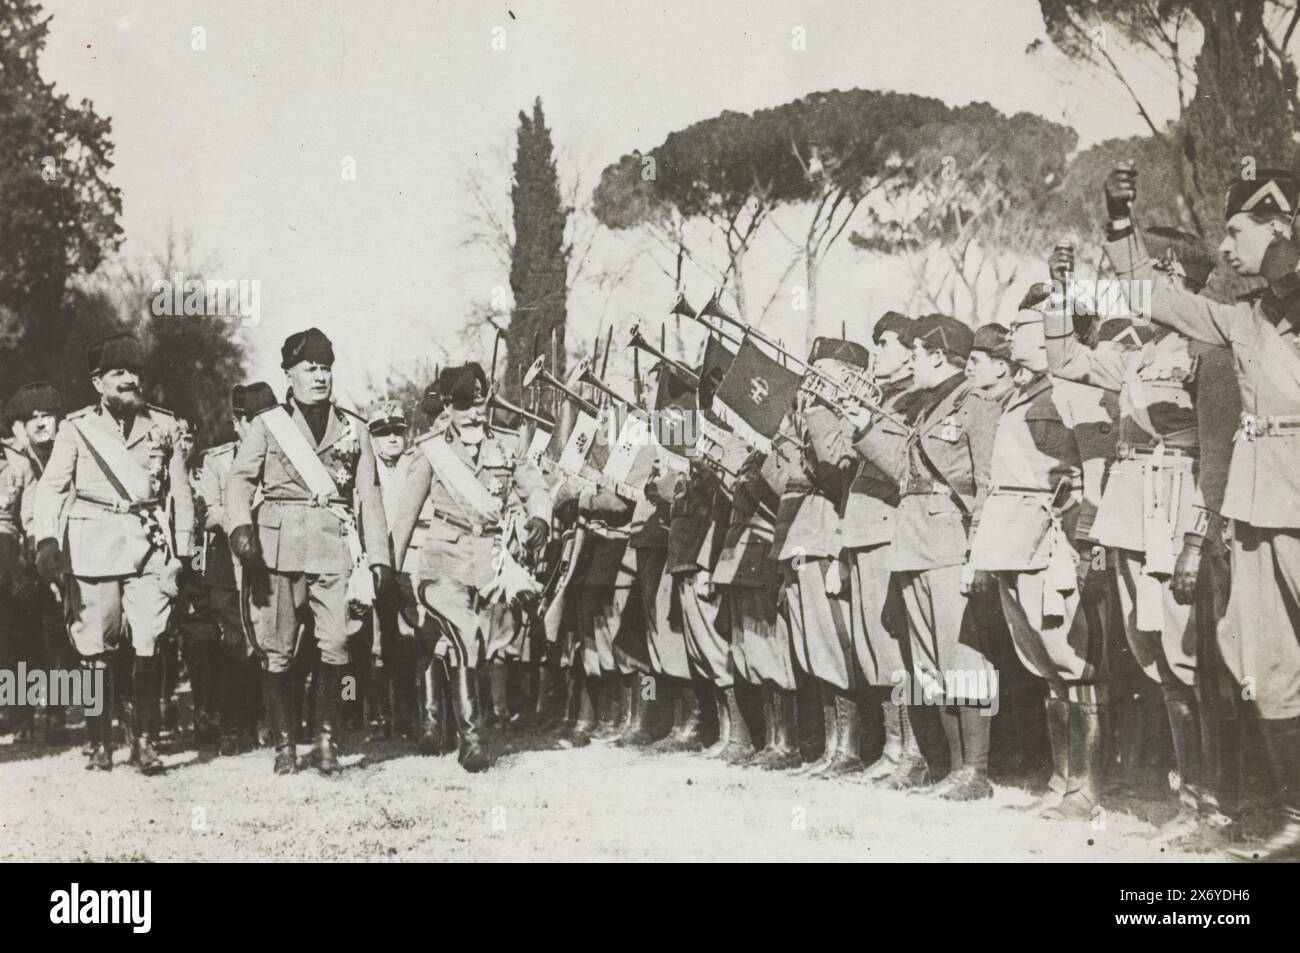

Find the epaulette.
xmin=66 ymin=405 xmax=94 ymax=420
xmin=204 ymin=441 xmax=236 ymax=460
xmin=147 ymin=404 xmax=176 ymax=418
xmin=337 ymin=405 xmax=365 ymax=422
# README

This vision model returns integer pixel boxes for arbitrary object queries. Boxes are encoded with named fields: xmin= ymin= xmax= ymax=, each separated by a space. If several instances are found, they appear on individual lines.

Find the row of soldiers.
xmin=0 ymin=160 xmax=1296 ymax=863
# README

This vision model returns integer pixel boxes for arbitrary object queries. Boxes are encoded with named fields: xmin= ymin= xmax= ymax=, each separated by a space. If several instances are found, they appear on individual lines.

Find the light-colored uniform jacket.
xmin=33 ymin=404 xmax=194 ymax=575
xmin=1106 ymin=236 xmax=1300 ymax=528
xmin=224 ymin=402 xmax=390 ymax=573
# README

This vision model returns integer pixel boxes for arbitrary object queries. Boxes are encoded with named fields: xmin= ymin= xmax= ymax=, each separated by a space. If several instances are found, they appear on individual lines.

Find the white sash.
xmin=71 ymin=418 xmax=153 ymax=501
xmin=259 ymin=406 xmax=341 ymax=501
xmin=418 ymin=436 xmax=503 ymax=525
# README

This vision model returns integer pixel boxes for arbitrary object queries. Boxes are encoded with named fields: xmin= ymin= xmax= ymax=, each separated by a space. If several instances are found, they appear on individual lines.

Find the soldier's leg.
xmin=39 ymin=585 xmax=73 ymax=744
xmin=177 ymin=580 xmax=222 ymax=746
xmin=847 ymin=546 xmax=904 ymax=781
xmin=247 ymin=569 xmax=307 ymax=774
xmin=305 ymin=572 xmax=353 ymax=774
xmin=65 ymin=575 xmax=127 ymax=769
xmin=414 ymin=577 xmax=489 ymax=772
xmin=414 ymin=614 xmax=453 ymax=755
xmin=1226 ymin=528 xmax=1300 ymax=862
xmin=119 ymin=561 xmax=178 ymax=776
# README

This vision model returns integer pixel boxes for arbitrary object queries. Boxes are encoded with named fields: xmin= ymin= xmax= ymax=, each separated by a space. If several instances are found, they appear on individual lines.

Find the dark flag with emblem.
xmin=652 ymin=361 xmax=699 ymax=457
xmin=712 ymin=335 xmax=801 ymax=449
xmin=699 ymin=334 xmax=736 ymax=404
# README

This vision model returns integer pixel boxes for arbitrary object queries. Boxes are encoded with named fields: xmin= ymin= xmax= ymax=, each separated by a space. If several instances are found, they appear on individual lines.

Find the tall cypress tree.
xmin=505 ymin=98 xmax=569 ymax=406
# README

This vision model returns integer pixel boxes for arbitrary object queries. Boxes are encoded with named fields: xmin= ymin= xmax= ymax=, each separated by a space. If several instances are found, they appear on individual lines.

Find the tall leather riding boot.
xmin=366 ymin=663 xmax=392 ymax=741
xmin=862 ymin=694 xmax=902 ymax=781
xmin=1042 ymin=700 xmax=1102 ymax=821
xmin=477 ymin=666 xmax=495 ymax=731
xmin=85 ymin=662 xmax=113 ymax=771
xmin=592 ymin=672 xmax=624 ymax=742
xmin=796 ymin=686 xmax=839 ymax=776
xmin=189 ymin=648 xmax=211 ymax=743
xmin=648 ymin=682 xmax=684 ymax=753
xmin=1016 ymin=696 xmax=1070 ymax=813
xmin=1149 ymin=692 xmax=1203 ymax=842
xmin=718 ymin=685 xmax=756 ymax=764
xmin=743 ymin=686 xmax=777 ymax=766
xmin=489 ymin=660 xmax=511 ymax=730
xmin=448 ymin=664 xmax=490 ymax=772
xmin=943 ymin=707 xmax=993 ymax=801
xmin=875 ymin=704 xmax=930 ymax=790
xmin=920 ymin=705 xmax=964 ymax=795
xmin=1229 ymin=717 xmax=1300 ymax=862
xmin=650 ymin=680 xmax=705 ymax=753
xmin=758 ymin=687 xmax=802 ymax=770
xmin=243 ymin=658 xmax=264 ymax=749
xmin=311 ymin=663 xmax=346 ymax=775
xmin=132 ymin=656 xmax=165 ymax=775
xmin=114 ymin=653 xmax=134 ymax=752
xmin=533 ymin=659 xmax=560 ymax=731
xmin=418 ymin=659 xmax=452 ymax=755
xmin=264 ymin=669 xmax=296 ymax=774
xmin=815 ymin=692 xmax=864 ymax=779
xmin=704 ymin=686 xmax=732 ymax=758
xmin=219 ymin=654 xmax=246 ymax=756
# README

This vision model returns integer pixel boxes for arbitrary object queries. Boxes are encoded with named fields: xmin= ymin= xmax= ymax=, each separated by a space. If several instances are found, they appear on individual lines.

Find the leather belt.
xmin=263 ymin=494 xmax=349 ymax=507
xmin=75 ymin=492 xmax=160 ymax=514
xmin=1239 ymin=413 xmax=1300 ymax=440
xmin=1115 ymin=442 xmax=1194 ymax=460
xmin=430 ymin=506 xmax=498 ymax=537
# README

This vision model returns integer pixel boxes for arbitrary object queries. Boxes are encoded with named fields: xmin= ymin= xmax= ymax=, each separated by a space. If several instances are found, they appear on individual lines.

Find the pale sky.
xmin=39 ymin=0 xmax=1177 ymax=402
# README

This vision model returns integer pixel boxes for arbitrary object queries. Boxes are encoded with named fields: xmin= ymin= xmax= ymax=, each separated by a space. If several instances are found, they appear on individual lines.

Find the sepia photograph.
xmin=0 ymin=0 xmax=1295 ymax=897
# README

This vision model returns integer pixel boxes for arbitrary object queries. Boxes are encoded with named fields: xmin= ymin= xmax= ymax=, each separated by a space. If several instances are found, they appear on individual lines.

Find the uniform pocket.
xmin=254 ymin=506 xmax=283 ymax=565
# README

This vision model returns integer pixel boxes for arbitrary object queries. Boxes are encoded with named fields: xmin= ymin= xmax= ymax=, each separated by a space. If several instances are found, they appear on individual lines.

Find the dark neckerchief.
xmin=920 ymin=372 xmax=966 ymax=420
xmin=293 ymin=398 xmax=330 ymax=445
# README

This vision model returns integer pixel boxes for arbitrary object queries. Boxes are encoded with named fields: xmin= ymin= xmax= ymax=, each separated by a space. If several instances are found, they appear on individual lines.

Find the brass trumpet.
xmin=523 ymin=355 xmax=600 ymax=417
xmin=488 ymin=390 xmax=554 ymax=429
xmin=566 ymin=356 xmax=640 ymax=409
xmin=628 ymin=325 xmax=700 ymax=387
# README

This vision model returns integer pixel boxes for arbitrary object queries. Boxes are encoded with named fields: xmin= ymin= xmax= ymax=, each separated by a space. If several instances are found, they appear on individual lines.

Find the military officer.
xmin=1103 ymin=164 xmax=1300 ymax=861
xmin=365 ymin=399 xmax=418 ymax=741
xmin=225 ymin=328 xmax=394 ymax=776
xmin=389 ymin=363 xmax=551 ymax=773
xmin=848 ymin=314 xmax=1003 ymax=799
xmin=33 ymin=334 xmax=195 ymax=773
xmin=197 ymin=382 xmax=277 ymax=755
xmin=967 ymin=288 xmax=1113 ymax=817
xmin=1046 ymin=228 xmax=1242 ymax=846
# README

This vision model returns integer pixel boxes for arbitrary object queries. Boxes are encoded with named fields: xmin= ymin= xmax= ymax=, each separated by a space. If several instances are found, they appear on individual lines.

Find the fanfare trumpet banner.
xmin=711 ymin=335 xmax=802 ymax=454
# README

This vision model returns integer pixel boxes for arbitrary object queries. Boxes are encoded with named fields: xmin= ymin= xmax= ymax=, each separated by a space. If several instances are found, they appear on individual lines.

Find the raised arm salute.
xmin=1102 ymin=164 xmax=1300 ymax=862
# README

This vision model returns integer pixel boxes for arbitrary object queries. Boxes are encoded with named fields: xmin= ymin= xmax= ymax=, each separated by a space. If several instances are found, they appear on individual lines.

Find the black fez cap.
xmin=4 ymin=382 xmax=63 ymax=424
xmin=280 ymin=327 xmax=335 ymax=369
xmin=440 ymin=363 xmax=489 ymax=410
xmin=230 ymin=384 xmax=248 ymax=415
xmin=971 ymin=323 xmax=1011 ymax=361
xmin=1225 ymin=169 xmax=1299 ymax=221
xmin=88 ymin=333 xmax=145 ymax=376
xmin=912 ymin=314 xmax=974 ymax=364
xmin=808 ymin=337 xmax=872 ymax=370
xmin=872 ymin=311 xmax=912 ymax=346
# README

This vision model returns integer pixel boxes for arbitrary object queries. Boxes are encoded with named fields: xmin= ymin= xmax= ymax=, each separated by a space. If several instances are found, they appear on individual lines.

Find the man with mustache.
xmin=224 ymin=328 xmax=394 ymax=776
xmin=32 ymin=334 xmax=195 ymax=773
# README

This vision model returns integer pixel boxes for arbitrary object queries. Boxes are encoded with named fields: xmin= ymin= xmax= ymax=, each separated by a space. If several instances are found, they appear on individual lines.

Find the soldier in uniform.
xmin=969 ymin=289 xmax=1113 ymax=817
xmin=390 ymin=363 xmax=551 ymax=773
xmin=714 ymin=447 xmax=788 ymax=765
xmin=1046 ymin=229 xmax=1242 ymax=846
xmin=364 ymin=399 xmax=418 ymax=741
xmin=225 ymin=328 xmax=394 ymax=775
xmin=197 ymin=382 xmax=277 ymax=755
xmin=810 ymin=315 xmax=917 ymax=783
xmin=1103 ymin=164 xmax=1300 ymax=861
xmin=849 ymin=315 xmax=1002 ymax=799
xmin=2 ymin=383 xmax=65 ymax=742
xmin=33 ymin=334 xmax=195 ymax=773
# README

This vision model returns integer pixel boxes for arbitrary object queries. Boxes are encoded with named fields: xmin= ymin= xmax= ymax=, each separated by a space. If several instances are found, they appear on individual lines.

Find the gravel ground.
xmin=0 ymin=727 xmax=1221 ymax=863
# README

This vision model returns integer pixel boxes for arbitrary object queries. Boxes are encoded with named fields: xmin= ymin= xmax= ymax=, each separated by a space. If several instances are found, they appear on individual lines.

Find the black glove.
xmin=35 ymin=538 xmax=67 ymax=585
xmin=396 ymin=572 xmax=419 ymax=627
xmin=228 ymin=524 xmax=263 ymax=568
xmin=1171 ymin=537 xmax=1203 ymax=606
xmin=1104 ymin=163 xmax=1137 ymax=221
xmin=524 ymin=516 xmax=550 ymax=549
xmin=371 ymin=564 xmax=395 ymax=601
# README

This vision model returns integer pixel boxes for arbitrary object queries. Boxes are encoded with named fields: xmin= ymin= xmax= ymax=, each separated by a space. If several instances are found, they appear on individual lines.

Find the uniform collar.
xmin=93 ymin=401 xmax=153 ymax=448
